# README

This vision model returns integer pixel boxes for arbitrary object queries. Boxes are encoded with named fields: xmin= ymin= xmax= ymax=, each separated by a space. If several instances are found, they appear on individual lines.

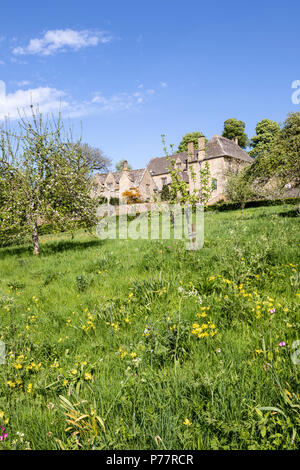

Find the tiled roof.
xmin=147 ymin=153 xmax=189 ymax=176
xmin=206 ymin=135 xmax=253 ymax=163
xmin=95 ymin=168 xmax=146 ymax=186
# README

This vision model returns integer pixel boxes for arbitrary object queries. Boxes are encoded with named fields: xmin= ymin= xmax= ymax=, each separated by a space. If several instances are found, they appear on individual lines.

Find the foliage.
xmin=121 ymin=189 xmax=142 ymax=204
xmin=249 ymin=119 xmax=280 ymax=159
xmin=162 ymin=134 xmax=212 ymax=207
xmin=72 ymin=142 xmax=111 ymax=174
xmin=115 ymin=159 xmax=132 ymax=171
xmin=161 ymin=184 xmax=171 ymax=201
xmin=222 ymin=118 xmax=248 ymax=148
xmin=0 ymin=205 xmax=299 ymax=450
xmin=0 ymin=108 xmax=98 ymax=255
xmin=177 ymin=131 xmax=205 ymax=153
xmin=225 ymin=170 xmax=254 ymax=211
xmin=246 ymin=112 xmax=300 ymax=194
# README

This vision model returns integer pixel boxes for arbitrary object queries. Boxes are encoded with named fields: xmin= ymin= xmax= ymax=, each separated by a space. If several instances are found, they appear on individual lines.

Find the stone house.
xmin=147 ymin=135 xmax=253 ymax=204
xmin=93 ymin=135 xmax=253 ymax=204
xmin=91 ymin=161 xmax=156 ymax=202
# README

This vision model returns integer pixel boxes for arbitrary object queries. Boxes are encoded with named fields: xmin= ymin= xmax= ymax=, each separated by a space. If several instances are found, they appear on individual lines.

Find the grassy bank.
xmin=0 ymin=204 xmax=299 ymax=449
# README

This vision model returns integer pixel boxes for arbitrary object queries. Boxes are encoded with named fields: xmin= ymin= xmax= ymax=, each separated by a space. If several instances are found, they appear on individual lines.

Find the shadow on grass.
xmin=278 ymin=208 xmax=300 ymax=218
xmin=0 ymin=238 xmax=105 ymax=260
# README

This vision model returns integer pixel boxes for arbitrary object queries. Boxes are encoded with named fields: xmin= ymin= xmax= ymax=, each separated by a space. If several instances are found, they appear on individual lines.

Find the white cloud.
xmin=13 ymin=28 xmax=113 ymax=56
xmin=0 ymin=81 xmax=68 ymax=120
xmin=0 ymin=60 xmax=5 ymax=66
xmin=0 ymin=81 xmax=153 ymax=121
xmin=160 ymin=81 xmax=168 ymax=88
xmin=14 ymin=80 xmax=31 ymax=87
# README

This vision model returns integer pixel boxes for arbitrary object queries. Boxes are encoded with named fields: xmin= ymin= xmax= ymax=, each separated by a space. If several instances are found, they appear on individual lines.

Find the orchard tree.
xmin=225 ymin=170 xmax=254 ymax=213
xmin=249 ymin=119 xmax=280 ymax=159
xmin=177 ymin=131 xmax=205 ymax=153
xmin=162 ymin=134 xmax=212 ymax=250
xmin=247 ymin=112 xmax=300 ymax=194
xmin=0 ymin=107 xmax=98 ymax=254
xmin=222 ymin=118 xmax=248 ymax=148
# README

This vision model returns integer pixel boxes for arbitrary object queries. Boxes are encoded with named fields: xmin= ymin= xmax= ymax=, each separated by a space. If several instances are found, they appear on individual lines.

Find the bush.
xmin=206 ymin=197 xmax=300 ymax=212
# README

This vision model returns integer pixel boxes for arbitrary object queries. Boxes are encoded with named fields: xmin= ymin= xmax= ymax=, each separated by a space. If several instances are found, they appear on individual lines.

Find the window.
xmin=212 ymin=178 xmax=217 ymax=191
xmin=107 ymin=183 xmax=113 ymax=189
xmin=161 ymin=177 xmax=167 ymax=187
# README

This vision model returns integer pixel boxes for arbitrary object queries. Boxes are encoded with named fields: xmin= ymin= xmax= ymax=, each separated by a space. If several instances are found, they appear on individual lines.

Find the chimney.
xmin=198 ymin=136 xmax=206 ymax=161
xmin=187 ymin=141 xmax=194 ymax=161
xmin=234 ymin=137 xmax=239 ymax=145
xmin=122 ymin=160 xmax=129 ymax=171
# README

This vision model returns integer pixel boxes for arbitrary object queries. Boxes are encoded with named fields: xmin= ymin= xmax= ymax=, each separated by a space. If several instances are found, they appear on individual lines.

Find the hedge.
xmin=205 ymin=197 xmax=300 ymax=212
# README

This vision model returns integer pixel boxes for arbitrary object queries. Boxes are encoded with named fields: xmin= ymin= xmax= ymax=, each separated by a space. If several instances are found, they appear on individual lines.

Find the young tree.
xmin=0 ymin=107 xmax=98 ymax=254
xmin=222 ymin=118 xmax=248 ymax=148
xmin=225 ymin=170 xmax=254 ymax=213
xmin=162 ymin=134 xmax=212 ymax=249
xmin=177 ymin=131 xmax=205 ymax=153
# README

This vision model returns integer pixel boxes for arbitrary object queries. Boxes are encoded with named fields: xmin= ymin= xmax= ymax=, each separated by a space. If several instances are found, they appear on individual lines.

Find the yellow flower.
xmin=27 ymin=383 xmax=33 ymax=393
xmin=13 ymin=363 xmax=23 ymax=370
xmin=130 ymin=352 xmax=137 ymax=359
xmin=84 ymin=372 xmax=92 ymax=381
xmin=183 ymin=418 xmax=192 ymax=426
xmin=72 ymin=369 xmax=78 ymax=375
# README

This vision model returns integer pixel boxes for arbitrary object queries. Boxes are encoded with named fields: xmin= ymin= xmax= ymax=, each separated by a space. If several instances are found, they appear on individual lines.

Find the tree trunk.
xmin=32 ymin=222 xmax=40 ymax=255
xmin=185 ymin=209 xmax=198 ymax=250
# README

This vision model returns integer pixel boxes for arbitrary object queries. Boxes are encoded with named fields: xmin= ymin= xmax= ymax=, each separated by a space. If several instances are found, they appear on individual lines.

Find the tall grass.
xmin=0 ymin=204 xmax=299 ymax=449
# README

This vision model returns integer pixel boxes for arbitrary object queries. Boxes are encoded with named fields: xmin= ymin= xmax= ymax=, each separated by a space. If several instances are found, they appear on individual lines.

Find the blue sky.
xmin=0 ymin=0 xmax=300 ymax=169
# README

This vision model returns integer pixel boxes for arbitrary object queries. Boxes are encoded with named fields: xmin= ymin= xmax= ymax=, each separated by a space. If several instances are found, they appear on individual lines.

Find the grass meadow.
xmin=0 ymin=204 xmax=299 ymax=450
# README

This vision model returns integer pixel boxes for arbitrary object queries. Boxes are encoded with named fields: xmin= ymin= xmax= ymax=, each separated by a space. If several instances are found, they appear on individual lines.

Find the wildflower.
xmin=279 ymin=342 xmax=286 ymax=347
xmin=71 ymin=369 xmax=78 ymax=375
xmin=84 ymin=372 xmax=92 ymax=381
xmin=183 ymin=418 xmax=192 ymax=426
xmin=27 ymin=383 xmax=32 ymax=394
xmin=269 ymin=308 xmax=276 ymax=315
